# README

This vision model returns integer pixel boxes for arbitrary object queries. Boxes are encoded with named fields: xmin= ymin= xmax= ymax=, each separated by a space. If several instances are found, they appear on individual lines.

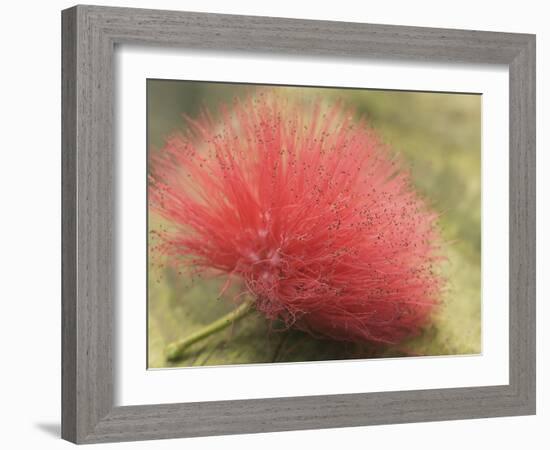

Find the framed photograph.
xmin=61 ymin=4 xmax=536 ymax=444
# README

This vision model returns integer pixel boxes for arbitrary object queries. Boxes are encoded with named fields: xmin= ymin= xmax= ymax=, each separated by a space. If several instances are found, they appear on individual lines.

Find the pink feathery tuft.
xmin=149 ymin=91 xmax=443 ymax=346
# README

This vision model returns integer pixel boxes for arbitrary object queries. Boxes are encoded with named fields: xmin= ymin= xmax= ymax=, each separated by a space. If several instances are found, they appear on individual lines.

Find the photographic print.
xmin=147 ymin=80 xmax=481 ymax=368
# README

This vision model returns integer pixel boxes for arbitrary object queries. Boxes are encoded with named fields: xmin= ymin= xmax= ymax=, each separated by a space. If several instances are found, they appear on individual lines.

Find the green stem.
xmin=165 ymin=297 xmax=255 ymax=362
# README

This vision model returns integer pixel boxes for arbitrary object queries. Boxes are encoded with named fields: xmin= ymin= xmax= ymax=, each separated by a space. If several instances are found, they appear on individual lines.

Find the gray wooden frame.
xmin=61 ymin=4 xmax=536 ymax=444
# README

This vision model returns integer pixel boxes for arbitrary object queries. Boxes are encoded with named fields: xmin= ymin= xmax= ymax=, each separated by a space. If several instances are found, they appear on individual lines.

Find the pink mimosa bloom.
xmin=149 ymin=92 xmax=443 ymax=345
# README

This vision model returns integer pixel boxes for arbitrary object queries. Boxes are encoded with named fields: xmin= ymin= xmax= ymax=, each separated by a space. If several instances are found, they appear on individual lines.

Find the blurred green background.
xmin=147 ymin=80 xmax=481 ymax=368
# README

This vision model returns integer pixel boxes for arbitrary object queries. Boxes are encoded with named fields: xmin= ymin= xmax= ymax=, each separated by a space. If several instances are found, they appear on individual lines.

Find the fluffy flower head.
xmin=149 ymin=91 xmax=442 ymax=345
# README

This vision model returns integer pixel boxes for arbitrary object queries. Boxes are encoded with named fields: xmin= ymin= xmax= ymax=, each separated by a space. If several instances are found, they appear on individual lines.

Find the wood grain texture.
xmin=61 ymin=4 xmax=536 ymax=444
xmin=61 ymin=7 xmax=77 ymax=443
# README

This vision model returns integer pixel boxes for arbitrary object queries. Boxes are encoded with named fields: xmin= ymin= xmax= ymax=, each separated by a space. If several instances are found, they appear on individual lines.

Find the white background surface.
xmin=0 ymin=0 xmax=546 ymax=449
xmin=116 ymin=47 xmax=509 ymax=405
